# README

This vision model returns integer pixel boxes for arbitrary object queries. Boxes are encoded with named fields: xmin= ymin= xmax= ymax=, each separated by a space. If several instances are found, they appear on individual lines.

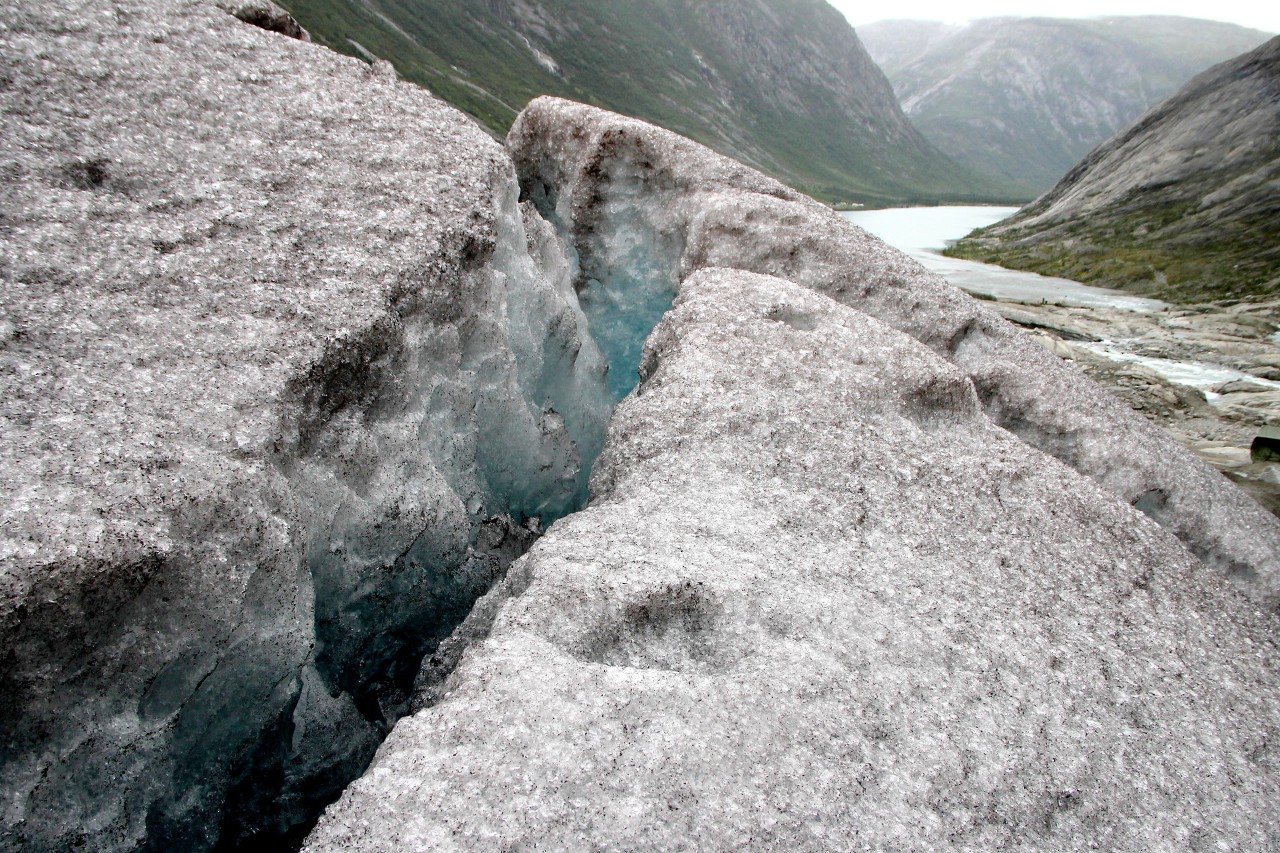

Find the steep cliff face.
xmin=0 ymin=1 xmax=612 ymax=849
xmin=949 ymin=36 xmax=1280 ymax=303
xmin=860 ymin=16 xmax=1273 ymax=195
xmin=276 ymin=0 xmax=1021 ymax=205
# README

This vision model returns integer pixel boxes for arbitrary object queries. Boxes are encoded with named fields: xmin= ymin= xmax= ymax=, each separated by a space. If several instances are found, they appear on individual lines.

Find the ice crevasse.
xmin=3 ymin=3 xmax=1280 ymax=852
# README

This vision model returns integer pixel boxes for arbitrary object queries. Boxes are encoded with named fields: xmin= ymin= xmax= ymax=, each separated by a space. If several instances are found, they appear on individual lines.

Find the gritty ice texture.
xmin=5 ymin=3 xmax=1280 ymax=850
xmin=0 ymin=3 xmax=608 ymax=849
xmin=305 ymin=98 xmax=1280 ymax=849
xmin=306 ymin=269 xmax=1280 ymax=851
xmin=508 ymin=96 xmax=1280 ymax=603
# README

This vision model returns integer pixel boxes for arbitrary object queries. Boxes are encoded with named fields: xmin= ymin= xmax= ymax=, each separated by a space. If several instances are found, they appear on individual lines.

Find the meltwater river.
xmin=842 ymin=206 xmax=1168 ymax=312
xmin=843 ymin=206 xmax=1280 ymax=396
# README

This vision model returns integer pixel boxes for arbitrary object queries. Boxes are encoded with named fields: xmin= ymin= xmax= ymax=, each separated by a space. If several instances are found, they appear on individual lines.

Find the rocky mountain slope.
xmin=4 ymin=2 xmax=1280 ymax=851
xmin=948 ymin=36 xmax=1280 ymax=303
xmin=860 ymin=16 xmax=1272 ymax=195
xmin=275 ymin=0 xmax=1022 ymax=206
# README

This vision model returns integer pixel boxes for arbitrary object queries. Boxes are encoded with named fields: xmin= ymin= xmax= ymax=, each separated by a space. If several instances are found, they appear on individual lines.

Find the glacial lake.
xmin=842 ymin=206 xmax=1169 ymax=312
xmin=843 ymin=206 xmax=1280 ymax=396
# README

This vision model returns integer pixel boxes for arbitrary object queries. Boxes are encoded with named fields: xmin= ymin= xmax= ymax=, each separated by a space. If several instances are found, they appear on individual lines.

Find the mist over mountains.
xmin=859 ymin=16 xmax=1273 ymax=196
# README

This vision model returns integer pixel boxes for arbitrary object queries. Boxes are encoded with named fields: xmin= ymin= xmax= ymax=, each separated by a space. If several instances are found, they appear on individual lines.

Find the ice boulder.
xmin=0 ymin=2 xmax=609 ymax=849
xmin=509 ymin=96 xmax=1280 ymax=606
xmin=306 ymin=268 xmax=1280 ymax=850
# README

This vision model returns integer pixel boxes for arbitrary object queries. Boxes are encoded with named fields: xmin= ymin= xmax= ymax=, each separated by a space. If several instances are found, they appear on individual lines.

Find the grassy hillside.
xmin=279 ymin=0 xmax=1027 ymax=206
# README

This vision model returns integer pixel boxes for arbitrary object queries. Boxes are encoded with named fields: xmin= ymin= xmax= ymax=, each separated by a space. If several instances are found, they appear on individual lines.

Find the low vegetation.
xmin=949 ymin=206 xmax=1280 ymax=303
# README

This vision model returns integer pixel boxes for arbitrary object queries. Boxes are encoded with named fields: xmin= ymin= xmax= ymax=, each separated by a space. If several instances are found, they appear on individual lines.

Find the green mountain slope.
xmin=278 ymin=0 xmax=1025 ymax=206
xmin=947 ymin=36 xmax=1280 ymax=303
xmin=860 ymin=16 xmax=1273 ymax=195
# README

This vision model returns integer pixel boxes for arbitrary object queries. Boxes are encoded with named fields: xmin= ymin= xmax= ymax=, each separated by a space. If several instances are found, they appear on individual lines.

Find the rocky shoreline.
xmin=988 ymin=296 xmax=1280 ymax=515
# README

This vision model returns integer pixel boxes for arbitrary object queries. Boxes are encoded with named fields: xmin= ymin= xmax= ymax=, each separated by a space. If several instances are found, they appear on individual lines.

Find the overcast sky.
xmin=830 ymin=1 xmax=1280 ymax=35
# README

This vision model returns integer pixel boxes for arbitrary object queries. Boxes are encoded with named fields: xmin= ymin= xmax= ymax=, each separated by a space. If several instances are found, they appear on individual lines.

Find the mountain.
xmin=859 ymin=16 xmax=1273 ymax=195
xmin=947 ymin=36 xmax=1280 ymax=303
xmin=276 ymin=0 xmax=1024 ymax=206
xmin=853 ymin=18 xmax=963 ymax=72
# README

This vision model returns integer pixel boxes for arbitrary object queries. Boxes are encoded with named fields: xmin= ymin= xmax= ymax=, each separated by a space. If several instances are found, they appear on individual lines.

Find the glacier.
xmin=306 ymin=98 xmax=1280 ymax=849
xmin=509 ymin=96 xmax=1280 ymax=600
xmin=2 ymin=3 xmax=1280 ymax=852
xmin=308 ymin=265 xmax=1280 ymax=851
xmin=0 ymin=2 xmax=614 ymax=849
